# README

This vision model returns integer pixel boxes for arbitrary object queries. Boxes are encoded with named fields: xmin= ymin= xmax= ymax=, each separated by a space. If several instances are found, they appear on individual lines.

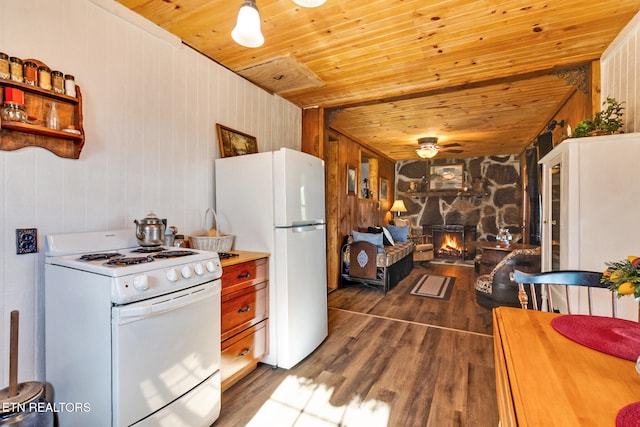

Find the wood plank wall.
xmin=601 ymin=11 xmax=640 ymax=133
xmin=323 ymin=129 xmax=395 ymax=290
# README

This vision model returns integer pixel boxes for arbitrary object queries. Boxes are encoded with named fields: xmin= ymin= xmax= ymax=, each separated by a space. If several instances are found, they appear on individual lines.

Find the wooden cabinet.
xmin=0 ymin=77 xmax=84 ymax=159
xmin=220 ymin=251 xmax=269 ymax=391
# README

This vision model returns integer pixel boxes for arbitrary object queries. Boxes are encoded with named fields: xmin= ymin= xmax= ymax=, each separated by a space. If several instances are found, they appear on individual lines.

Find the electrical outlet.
xmin=16 ymin=228 xmax=37 ymax=254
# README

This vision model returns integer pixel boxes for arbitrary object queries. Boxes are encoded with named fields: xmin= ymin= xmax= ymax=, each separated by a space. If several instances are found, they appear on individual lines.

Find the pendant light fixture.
xmin=232 ymin=0 xmax=264 ymax=48
xmin=292 ymin=0 xmax=327 ymax=7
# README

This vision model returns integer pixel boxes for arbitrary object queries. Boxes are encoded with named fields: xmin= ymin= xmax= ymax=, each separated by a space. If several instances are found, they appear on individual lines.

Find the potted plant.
xmin=572 ymin=97 xmax=625 ymax=137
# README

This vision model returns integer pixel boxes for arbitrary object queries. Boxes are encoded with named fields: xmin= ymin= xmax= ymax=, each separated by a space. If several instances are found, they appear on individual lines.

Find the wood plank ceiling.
xmin=117 ymin=0 xmax=640 ymax=160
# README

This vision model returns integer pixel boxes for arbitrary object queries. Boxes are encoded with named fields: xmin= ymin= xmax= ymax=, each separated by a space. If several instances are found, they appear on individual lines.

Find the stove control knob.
xmin=181 ymin=265 xmax=193 ymax=279
xmin=194 ymin=263 xmax=205 ymax=276
xmin=206 ymin=260 xmax=218 ymax=273
xmin=133 ymin=275 xmax=149 ymax=291
xmin=166 ymin=268 xmax=180 ymax=282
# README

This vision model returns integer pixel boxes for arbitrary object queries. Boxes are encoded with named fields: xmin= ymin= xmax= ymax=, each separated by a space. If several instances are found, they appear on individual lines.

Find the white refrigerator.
xmin=215 ymin=148 xmax=328 ymax=369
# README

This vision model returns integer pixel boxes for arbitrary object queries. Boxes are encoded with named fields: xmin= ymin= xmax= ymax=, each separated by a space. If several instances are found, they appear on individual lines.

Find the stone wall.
xmin=395 ymin=155 xmax=523 ymax=241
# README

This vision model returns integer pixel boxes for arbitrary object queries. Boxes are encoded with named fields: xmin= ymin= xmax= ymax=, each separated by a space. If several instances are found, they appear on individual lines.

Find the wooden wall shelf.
xmin=0 ymin=77 xmax=85 ymax=159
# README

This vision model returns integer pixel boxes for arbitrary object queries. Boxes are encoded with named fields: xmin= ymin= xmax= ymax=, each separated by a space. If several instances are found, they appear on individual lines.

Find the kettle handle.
xmin=134 ymin=219 xmax=145 ymax=240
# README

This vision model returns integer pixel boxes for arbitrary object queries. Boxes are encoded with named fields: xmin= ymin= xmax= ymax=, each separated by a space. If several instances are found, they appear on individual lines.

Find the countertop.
xmin=220 ymin=250 xmax=270 ymax=267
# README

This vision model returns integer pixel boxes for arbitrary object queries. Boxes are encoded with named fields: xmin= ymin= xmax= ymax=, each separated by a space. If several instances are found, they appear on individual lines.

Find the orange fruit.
xmin=617 ymin=282 xmax=636 ymax=295
xmin=628 ymin=256 xmax=639 ymax=263
xmin=610 ymin=271 xmax=622 ymax=281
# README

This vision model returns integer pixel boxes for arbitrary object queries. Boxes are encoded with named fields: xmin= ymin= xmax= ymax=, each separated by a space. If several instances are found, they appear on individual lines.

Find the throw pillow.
xmin=382 ymin=227 xmax=395 ymax=246
xmin=352 ymin=230 xmax=384 ymax=247
xmin=386 ymin=224 xmax=409 ymax=242
xmin=367 ymin=226 xmax=394 ymax=246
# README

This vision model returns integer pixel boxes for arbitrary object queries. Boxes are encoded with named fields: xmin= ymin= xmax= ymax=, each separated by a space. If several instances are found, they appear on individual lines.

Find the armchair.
xmin=475 ymin=247 xmax=541 ymax=310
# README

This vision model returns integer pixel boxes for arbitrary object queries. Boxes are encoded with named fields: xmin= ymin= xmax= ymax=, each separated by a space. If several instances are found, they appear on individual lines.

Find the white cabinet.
xmin=539 ymin=133 xmax=640 ymax=320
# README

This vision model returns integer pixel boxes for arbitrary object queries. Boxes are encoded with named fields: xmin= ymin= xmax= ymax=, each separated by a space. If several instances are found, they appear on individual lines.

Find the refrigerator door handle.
xmin=291 ymin=224 xmax=324 ymax=233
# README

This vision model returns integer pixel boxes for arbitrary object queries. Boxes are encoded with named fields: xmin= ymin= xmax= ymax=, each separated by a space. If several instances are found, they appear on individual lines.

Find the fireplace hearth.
xmin=423 ymin=225 xmax=477 ymax=260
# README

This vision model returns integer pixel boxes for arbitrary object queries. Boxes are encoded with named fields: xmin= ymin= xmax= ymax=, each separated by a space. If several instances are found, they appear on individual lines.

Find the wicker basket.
xmin=189 ymin=208 xmax=234 ymax=252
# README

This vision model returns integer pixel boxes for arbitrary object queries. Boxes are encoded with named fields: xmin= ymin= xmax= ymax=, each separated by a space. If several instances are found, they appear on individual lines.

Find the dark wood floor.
xmin=214 ymin=261 xmax=499 ymax=427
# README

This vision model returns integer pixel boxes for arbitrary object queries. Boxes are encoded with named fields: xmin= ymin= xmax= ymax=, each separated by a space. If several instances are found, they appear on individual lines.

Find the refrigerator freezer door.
xmin=215 ymin=152 xmax=274 ymax=253
xmin=273 ymin=148 xmax=325 ymax=227
xmin=272 ymin=224 xmax=328 ymax=369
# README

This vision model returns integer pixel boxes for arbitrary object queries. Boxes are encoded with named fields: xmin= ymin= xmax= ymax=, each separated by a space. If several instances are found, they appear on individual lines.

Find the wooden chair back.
xmin=512 ymin=270 xmax=616 ymax=317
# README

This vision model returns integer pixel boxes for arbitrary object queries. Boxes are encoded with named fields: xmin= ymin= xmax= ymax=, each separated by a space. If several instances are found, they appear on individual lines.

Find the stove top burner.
xmin=153 ymin=250 xmax=197 ymax=258
xmin=104 ymin=255 xmax=154 ymax=267
xmin=78 ymin=252 xmax=124 ymax=261
xmin=218 ymin=252 xmax=239 ymax=260
xmin=131 ymin=247 xmax=167 ymax=253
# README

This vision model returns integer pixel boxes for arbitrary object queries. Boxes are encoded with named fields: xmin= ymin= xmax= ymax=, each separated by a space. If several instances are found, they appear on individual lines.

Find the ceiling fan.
xmin=415 ymin=137 xmax=463 ymax=159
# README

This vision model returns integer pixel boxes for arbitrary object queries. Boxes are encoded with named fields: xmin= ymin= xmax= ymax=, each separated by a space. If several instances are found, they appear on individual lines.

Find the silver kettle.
xmin=134 ymin=212 xmax=167 ymax=247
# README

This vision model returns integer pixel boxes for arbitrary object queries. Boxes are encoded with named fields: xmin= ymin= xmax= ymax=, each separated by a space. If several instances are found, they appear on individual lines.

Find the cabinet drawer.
xmin=221 ymin=282 xmax=268 ymax=340
xmin=221 ymin=321 xmax=268 ymax=390
xmin=221 ymin=257 xmax=268 ymax=295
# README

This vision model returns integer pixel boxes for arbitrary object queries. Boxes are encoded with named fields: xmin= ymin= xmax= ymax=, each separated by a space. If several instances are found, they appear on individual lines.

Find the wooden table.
xmin=493 ymin=307 xmax=640 ymax=426
xmin=470 ymin=241 xmax=539 ymax=275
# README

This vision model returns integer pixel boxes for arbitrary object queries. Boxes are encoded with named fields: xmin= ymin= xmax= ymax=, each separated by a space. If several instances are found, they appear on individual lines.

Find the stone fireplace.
xmin=424 ymin=225 xmax=477 ymax=260
xmin=395 ymin=155 xmax=523 ymax=244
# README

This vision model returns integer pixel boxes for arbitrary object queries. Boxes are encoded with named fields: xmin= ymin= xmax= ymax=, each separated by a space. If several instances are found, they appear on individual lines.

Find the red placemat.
xmin=551 ymin=315 xmax=640 ymax=361
xmin=617 ymin=402 xmax=640 ymax=427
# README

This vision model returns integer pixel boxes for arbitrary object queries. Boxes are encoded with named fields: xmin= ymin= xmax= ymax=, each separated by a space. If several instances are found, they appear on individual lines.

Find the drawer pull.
xmin=238 ymin=305 xmax=252 ymax=313
xmin=237 ymin=272 xmax=251 ymax=279
xmin=237 ymin=347 xmax=252 ymax=357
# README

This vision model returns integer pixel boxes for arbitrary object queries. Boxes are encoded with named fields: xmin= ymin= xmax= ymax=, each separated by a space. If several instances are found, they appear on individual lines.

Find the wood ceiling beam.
xmin=328 ymin=61 xmax=593 ymax=112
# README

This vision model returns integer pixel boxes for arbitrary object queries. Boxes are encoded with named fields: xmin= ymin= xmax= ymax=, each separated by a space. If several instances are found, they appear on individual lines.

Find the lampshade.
xmin=390 ymin=199 xmax=407 ymax=213
xmin=231 ymin=0 xmax=264 ymax=48
xmin=416 ymin=143 xmax=439 ymax=159
xmin=292 ymin=0 xmax=327 ymax=7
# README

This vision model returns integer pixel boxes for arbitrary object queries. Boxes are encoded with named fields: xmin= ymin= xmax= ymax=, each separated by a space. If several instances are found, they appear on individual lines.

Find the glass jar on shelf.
xmin=51 ymin=70 xmax=64 ymax=94
xmin=1 ymin=103 xmax=27 ymax=122
xmin=64 ymin=74 xmax=76 ymax=97
xmin=23 ymin=61 xmax=38 ymax=86
xmin=38 ymin=65 xmax=52 ymax=90
xmin=0 ymin=52 xmax=9 ymax=79
xmin=9 ymin=57 xmax=23 ymax=82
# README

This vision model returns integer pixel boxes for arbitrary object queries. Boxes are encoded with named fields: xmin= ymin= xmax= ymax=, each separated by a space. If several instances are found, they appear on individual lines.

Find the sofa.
xmin=340 ymin=225 xmax=415 ymax=293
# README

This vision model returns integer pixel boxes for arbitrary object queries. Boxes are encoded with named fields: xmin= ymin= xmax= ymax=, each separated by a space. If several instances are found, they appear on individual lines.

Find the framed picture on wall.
xmin=347 ymin=166 xmax=357 ymax=195
xmin=379 ymin=178 xmax=389 ymax=200
xmin=216 ymin=124 xmax=258 ymax=157
xmin=429 ymin=164 xmax=464 ymax=190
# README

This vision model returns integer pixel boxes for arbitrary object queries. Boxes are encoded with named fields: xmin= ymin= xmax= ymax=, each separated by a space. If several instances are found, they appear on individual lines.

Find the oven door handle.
xmin=114 ymin=284 xmax=218 ymax=325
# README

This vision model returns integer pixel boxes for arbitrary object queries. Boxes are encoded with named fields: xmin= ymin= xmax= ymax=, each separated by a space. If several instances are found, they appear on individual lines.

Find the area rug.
xmin=407 ymin=274 xmax=455 ymax=300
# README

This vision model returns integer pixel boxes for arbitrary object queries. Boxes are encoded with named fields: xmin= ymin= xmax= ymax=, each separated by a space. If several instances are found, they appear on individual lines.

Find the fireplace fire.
xmin=424 ymin=225 xmax=477 ymax=260
xmin=438 ymin=233 xmax=463 ymax=258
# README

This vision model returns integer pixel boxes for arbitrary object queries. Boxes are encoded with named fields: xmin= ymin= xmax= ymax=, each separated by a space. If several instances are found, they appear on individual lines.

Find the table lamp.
xmin=390 ymin=199 xmax=407 ymax=217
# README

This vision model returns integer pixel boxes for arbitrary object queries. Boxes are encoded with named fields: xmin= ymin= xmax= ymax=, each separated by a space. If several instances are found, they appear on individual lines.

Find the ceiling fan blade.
xmin=441 ymin=149 xmax=463 ymax=153
xmin=438 ymin=142 xmax=462 ymax=148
